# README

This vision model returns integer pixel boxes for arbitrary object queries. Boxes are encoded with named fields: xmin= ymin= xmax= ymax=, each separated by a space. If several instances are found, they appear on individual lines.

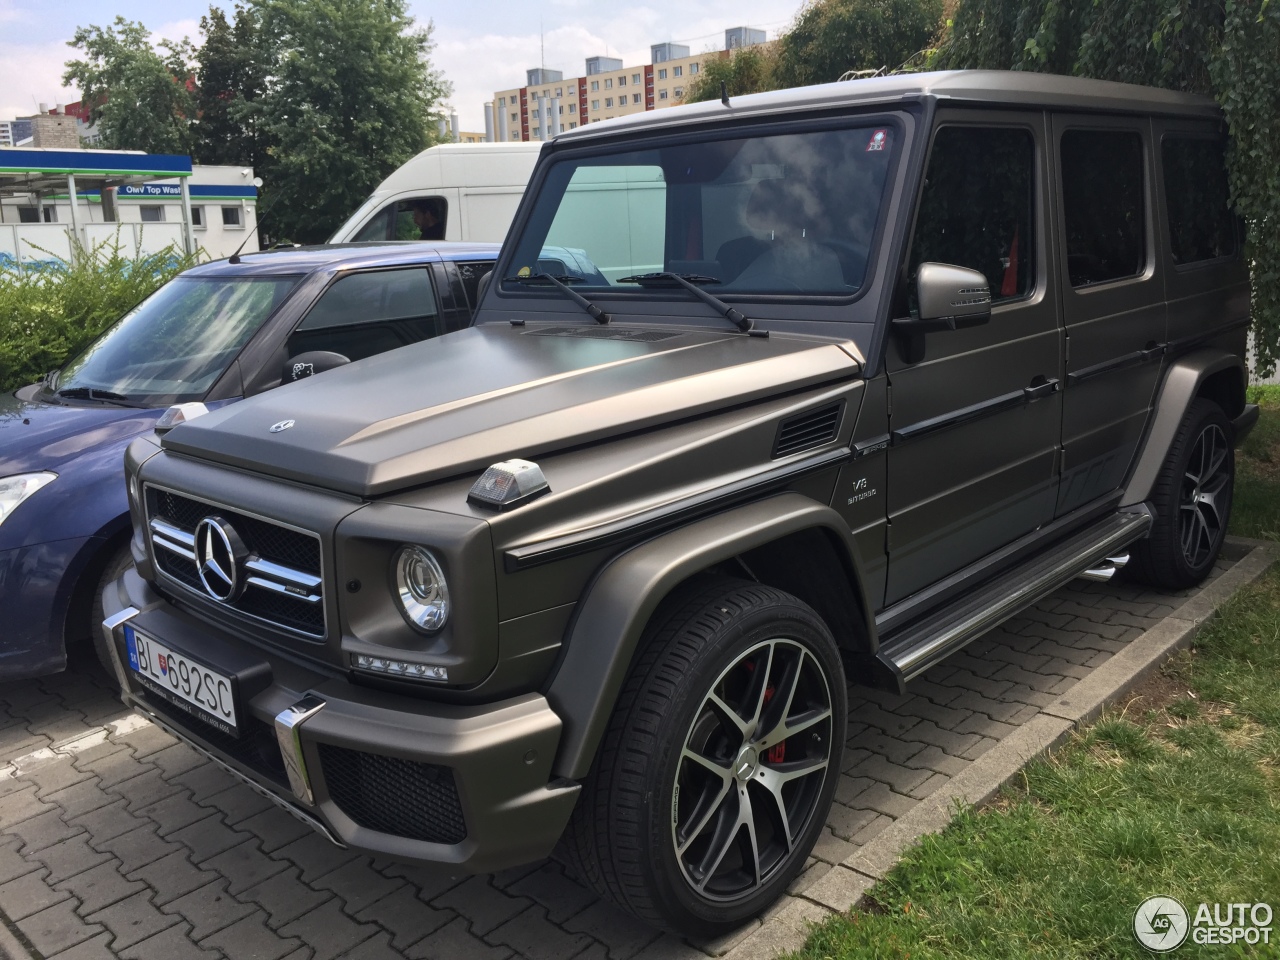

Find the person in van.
xmin=412 ymin=197 xmax=446 ymax=240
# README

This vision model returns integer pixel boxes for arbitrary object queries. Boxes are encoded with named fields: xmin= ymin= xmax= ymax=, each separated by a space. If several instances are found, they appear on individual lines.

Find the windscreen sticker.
xmin=867 ymin=129 xmax=889 ymax=152
xmin=518 ymin=265 xmax=532 ymax=277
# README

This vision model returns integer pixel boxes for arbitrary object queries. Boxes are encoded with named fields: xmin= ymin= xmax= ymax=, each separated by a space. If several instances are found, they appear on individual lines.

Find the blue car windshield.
xmin=49 ymin=276 xmax=299 ymax=405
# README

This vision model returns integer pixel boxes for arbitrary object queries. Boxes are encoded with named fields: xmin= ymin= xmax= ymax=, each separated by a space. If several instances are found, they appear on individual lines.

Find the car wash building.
xmin=0 ymin=148 xmax=258 ymax=267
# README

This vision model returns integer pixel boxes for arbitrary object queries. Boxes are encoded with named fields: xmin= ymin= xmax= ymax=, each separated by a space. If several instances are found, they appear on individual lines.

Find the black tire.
xmin=1129 ymin=398 xmax=1234 ymax=589
xmin=560 ymin=577 xmax=846 ymax=938
xmin=89 ymin=543 xmax=134 ymax=687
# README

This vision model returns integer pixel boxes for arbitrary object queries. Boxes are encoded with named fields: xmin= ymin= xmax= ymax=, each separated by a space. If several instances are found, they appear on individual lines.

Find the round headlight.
xmin=393 ymin=546 xmax=450 ymax=632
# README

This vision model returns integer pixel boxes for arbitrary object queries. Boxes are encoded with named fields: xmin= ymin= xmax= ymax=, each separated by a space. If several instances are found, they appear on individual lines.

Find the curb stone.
xmin=714 ymin=537 xmax=1275 ymax=960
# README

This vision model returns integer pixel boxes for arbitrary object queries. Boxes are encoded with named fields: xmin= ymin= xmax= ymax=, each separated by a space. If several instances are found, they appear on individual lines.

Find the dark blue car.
xmin=0 ymin=242 xmax=499 ymax=679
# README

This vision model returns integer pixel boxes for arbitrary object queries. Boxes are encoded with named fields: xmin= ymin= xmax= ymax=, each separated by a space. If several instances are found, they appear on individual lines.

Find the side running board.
xmin=873 ymin=509 xmax=1152 ymax=692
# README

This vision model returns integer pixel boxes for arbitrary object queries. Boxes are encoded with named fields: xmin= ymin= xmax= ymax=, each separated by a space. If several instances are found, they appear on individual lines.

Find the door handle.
xmin=1024 ymin=378 xmax=1059 ymax=401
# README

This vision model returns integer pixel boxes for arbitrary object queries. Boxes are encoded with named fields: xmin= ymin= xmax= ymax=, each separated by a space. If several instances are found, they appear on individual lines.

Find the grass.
xmin=787 ymin=400 xmax=1280 ymax=959
xmin=1234 ymin=385 xmax=1280 ymax=540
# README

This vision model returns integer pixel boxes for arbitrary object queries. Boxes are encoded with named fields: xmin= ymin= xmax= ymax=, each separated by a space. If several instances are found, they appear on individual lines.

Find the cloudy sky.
xmin=1 ymin=0 xmax=801 ymax=133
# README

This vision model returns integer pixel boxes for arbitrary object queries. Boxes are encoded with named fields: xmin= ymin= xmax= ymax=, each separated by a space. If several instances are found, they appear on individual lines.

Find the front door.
xmin=1052 ymin=115 xmax=1165 ymax=514
xmin=884 ymin=111 xmax=1062 ymax=606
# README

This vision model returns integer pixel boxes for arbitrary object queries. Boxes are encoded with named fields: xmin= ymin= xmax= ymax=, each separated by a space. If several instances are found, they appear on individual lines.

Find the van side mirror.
xmin=284 ymin=350 xmax=350 ymax=383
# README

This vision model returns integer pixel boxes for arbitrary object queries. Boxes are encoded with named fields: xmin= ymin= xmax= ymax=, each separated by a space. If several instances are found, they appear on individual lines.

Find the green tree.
xmin=63 ymin=17 xmax=196 ymax=154
xmin=935 ymin=0 xmax=1280 ymax=376
xmin=682 ymin=45 xmax=780 ymax=104
xmin=193 ymin=4 xmax=272 ymax=171
xmin=774 ymin=0 xmax=946 ymax=88
xmin=248 ymin=0 xmax=452 ymax=244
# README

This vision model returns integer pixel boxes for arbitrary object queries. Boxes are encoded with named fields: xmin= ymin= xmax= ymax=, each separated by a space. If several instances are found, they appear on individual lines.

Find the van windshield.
xmin=46 ymin=276 xmax=298 ymax=406
xmin=503 ymin=123 xmax=898 ymax=299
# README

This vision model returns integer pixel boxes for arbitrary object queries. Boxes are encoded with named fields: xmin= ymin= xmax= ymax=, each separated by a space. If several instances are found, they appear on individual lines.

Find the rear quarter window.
xmin=1162 ymin=137 xmax=1237 ymax=266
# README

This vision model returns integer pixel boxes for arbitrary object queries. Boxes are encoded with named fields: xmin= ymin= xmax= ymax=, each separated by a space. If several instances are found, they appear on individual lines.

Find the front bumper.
xmin=101 ymin=568 xmax=580 ymax=874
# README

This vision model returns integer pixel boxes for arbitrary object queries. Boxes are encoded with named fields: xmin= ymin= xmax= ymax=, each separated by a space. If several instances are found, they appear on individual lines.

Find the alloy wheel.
xmin=671 ymin=638 xmax=834 ymax=902
xmin=1179 ymin=422 xmax=1230 ymax=569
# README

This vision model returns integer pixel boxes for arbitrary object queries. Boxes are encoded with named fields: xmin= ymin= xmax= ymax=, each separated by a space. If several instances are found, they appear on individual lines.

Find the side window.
xmin=352 ymin=204 xmax=394 ymax=242
xmin=288 ymin=269 xmax=441 ymax=363
xmin=908 ymin=126 xmax=1035 ymax=306
xmin=1162 ymin=137 xmax=1237 ymax=265
xmin=392 ymin=196 xmax=448 ymax=241
xmin=454 ymin=260 xmax=494 ymax=310
xmin=351 ymin=196 xmax=449 ymax=242
xmin=1060 ymin=129 xmax=1146 ymax=286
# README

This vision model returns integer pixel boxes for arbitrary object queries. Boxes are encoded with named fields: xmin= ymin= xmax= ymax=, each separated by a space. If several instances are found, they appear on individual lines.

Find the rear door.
xmin=883 ymin=110 xmax=1062 ymax=605
xmin=1052 ymin=116 xmax=1165 ymax=514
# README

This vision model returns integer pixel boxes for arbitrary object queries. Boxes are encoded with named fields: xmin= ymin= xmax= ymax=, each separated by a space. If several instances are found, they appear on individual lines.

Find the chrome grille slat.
xmin=245 ymin=557 xmax=322 ymax=590
xmin=150 ymin=518 xmax=197 ymax=561
xmin=246 ymin=576 xmax=322 ymax=604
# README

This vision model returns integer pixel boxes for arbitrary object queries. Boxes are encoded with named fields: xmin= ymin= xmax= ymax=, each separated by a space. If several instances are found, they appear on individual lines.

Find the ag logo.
xmin=270 ymin=419 xmax=295 ymax=433
xmin=1134 ymin=896 xmax=1189 ymax=952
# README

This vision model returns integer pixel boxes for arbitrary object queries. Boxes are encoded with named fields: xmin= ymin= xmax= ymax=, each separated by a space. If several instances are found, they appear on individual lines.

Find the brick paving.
xmin=0 ymin=561 xmax=1231 ymax=960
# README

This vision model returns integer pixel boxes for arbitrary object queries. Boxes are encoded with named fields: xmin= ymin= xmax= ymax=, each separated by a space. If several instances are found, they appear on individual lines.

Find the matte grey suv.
xmin=102 ymin=71 xmax=1257 ymax=937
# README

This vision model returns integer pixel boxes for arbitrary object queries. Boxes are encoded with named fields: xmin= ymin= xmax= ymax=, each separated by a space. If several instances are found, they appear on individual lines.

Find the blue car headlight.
xmin=0 ymin=473 xmax=57 ymax=526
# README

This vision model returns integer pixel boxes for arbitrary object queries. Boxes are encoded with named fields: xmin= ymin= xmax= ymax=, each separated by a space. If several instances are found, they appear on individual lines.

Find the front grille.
xmin=145 ymin=486 xmax=326 ymax=639
xmin=318 ymin=744 xmax=467 ymax=844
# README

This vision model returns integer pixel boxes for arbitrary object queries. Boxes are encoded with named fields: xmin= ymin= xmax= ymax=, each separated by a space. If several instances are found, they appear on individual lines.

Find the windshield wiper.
xmin=57 ymin=387 xmax=138 ymax=405
xmin=617 ymin=273 xmax=764 ymax=337
xmin=504 ymin=273 xmax=610 ymax=325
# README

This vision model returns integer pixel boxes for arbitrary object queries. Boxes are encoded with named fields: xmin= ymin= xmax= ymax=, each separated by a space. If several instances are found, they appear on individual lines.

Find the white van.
xmin=330 ymin=141 xmax=543 ymax=244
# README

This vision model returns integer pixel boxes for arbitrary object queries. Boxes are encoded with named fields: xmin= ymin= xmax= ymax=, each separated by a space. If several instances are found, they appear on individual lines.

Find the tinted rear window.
xmin=1060 ymin=130 xmax=1146 ymax=287
xmin=1162 ymin=136 xmax=1237 ymax=265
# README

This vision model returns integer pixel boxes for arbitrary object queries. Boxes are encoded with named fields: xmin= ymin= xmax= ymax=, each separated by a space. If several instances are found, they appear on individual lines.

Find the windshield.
xmin=504 ymin=123 xmax=898 ymax=301
xmin=50 ymin=276 xmax=298 ymax=405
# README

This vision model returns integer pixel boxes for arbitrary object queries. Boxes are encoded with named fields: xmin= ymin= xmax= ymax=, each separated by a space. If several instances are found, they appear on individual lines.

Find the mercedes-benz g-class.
xmin=102 ymin=71 xmax=1257 ymax=937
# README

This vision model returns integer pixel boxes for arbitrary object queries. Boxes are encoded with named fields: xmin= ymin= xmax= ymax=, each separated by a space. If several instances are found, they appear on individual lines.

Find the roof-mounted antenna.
xmin=721 ymin=81 xmax=730 ymax=107
xmin=228 ymin=180 xmax=280 ymax=264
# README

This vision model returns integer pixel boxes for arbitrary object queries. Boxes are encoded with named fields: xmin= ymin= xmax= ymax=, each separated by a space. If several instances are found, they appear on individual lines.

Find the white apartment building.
xmin=491 ymin=27 xmax=772 ymax=142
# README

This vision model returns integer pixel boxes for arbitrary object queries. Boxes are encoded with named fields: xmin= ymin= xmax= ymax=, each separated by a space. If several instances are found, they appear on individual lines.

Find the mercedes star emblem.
xmin=195 ymin=517 xmax=247 ymax=602
xmin=270 ymin=419 xmax=295 ymax=433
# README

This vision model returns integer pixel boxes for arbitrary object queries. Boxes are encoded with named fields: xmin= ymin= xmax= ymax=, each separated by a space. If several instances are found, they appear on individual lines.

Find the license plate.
xmin=125 ymin=626 xmax=239 ymax=734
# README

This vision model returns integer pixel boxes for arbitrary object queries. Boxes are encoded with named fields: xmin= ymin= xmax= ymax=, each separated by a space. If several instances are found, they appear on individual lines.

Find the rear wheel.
xmin=561 ymin=578 xmax=845 ymax=938
xmin=1130 ymin=398 xmax=1234 ymax=589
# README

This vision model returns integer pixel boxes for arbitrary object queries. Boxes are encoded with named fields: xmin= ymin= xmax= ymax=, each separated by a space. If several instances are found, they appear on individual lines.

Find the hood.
xmin=161 ymin=322 xmax=862 ymax=498
xmin=0 ymin=392 xmax=162 ymax=476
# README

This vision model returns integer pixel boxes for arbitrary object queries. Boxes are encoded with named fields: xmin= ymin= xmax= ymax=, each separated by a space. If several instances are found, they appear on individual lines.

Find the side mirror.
xmin=892 ymin=263 xmax=992 ymax=363
xmin=897 ymin=263 xmax=992 ymax=334
xmin=284 ymin=350 xmax=350 ymax=383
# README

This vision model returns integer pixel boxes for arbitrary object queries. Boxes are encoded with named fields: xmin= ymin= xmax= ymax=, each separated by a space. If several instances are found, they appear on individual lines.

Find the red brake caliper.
xmin=762 ymin=684 xmax=786 ymax=763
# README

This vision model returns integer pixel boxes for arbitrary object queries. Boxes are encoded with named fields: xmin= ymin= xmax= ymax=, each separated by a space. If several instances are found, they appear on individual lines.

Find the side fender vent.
xmin=773 ymin=401 xmax=844 ymax=459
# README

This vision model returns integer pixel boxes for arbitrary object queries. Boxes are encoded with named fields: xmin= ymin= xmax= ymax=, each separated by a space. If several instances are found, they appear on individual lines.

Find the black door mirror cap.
xmin=284 ymin=350 xmax=351 ymax=383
